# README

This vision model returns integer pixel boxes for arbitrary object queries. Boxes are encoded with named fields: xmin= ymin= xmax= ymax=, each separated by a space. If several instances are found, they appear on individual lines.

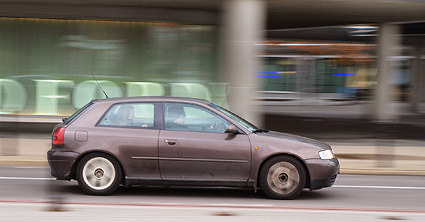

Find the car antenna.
xmin=90 ymin=72 xmax=109 ymax=98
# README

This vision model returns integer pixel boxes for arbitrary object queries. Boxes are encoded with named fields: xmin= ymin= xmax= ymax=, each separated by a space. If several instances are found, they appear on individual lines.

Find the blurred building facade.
xmin=0 ymin=0 xmax=425 ymax=125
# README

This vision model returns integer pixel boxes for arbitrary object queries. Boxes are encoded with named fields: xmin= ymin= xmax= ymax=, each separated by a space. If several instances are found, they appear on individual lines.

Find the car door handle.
xmin=164 ymin=139 xmax=177 ymax=145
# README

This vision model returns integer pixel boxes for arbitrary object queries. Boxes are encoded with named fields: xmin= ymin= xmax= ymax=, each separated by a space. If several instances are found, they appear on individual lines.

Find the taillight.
xmin=52 ymin=127 xmax=66 ymax=145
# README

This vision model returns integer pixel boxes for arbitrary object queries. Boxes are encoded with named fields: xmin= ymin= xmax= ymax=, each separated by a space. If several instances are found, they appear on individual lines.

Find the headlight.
xmin=319 ymin=150 xmax=335 ymax=159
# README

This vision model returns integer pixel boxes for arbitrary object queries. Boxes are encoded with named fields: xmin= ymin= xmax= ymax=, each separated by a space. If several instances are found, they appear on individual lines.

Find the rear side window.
xmin=98 ymin=103 xmax=155 ymax=128
xmin=64 ymin=102 xmax=93 ymax=124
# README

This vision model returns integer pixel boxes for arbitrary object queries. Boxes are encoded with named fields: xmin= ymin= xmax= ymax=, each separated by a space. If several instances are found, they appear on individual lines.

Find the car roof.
xmin=92 ymin=96 xmax=212 ymax=105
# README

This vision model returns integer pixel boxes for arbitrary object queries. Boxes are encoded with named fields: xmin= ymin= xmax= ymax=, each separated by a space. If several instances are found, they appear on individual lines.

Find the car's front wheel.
xmin=76 ymin=153 xmax=122 ymax=195
xmin=259 ymin=156 xmax=306 ymax=199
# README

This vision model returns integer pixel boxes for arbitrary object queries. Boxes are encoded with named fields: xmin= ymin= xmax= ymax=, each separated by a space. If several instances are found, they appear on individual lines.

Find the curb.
xmin=0 ymin=160 xmax=48 ymax=166
xmin=340 ymin=169 xmax=425 ymax=176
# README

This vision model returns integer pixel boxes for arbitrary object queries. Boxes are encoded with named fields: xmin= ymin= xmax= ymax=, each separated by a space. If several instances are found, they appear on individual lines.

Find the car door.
xmin=158 ymin=102 xmax=251 ymax=183
xmin=95 ymin=102 xmax=161 ymax=179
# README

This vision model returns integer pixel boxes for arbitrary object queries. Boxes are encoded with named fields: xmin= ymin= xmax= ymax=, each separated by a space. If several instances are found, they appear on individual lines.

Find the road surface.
xmin=0 ymin=166 xmax=424 ymax=221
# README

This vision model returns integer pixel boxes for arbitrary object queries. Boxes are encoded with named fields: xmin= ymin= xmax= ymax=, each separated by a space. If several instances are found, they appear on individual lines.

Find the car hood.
xmin=255 ymin=131 xmax=331 ymax=150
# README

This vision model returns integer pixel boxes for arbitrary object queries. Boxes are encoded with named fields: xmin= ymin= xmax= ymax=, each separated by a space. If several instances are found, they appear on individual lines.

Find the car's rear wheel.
xmin=259 ymin=156 xmax=306 ymax=199
xmin=76 ymin=153 xmax=122 ymax=195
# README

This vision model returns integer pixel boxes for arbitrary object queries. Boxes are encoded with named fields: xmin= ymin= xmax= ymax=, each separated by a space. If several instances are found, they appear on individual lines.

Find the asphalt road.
xmin=0 ymin=166 xmax=424 ymax=221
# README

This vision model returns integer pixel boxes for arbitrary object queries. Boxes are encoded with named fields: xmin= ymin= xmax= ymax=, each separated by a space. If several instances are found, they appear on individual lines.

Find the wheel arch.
xmin=71 ymin=150 xmax=126 ymax=184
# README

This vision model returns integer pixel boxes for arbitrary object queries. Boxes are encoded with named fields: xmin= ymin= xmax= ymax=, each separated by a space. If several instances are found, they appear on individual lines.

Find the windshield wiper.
xmin=252 ymin=128 xmax=269 ymax=133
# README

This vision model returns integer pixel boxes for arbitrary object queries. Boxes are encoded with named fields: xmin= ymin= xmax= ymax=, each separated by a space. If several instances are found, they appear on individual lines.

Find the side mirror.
xmin=225 ymin=125 xmax=239 ymax=134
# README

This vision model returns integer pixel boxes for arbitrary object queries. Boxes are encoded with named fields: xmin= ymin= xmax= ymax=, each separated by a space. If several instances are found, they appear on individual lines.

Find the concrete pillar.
xmin=417 ymin=40 xmax=425 ymax=106
xmin=373 ymin=23 xmax=402 ymax=122
xmin=409 ymin=38 xmax=423 ymax=113
xmin=421 ymin=44 xmax=425 ymax=105
xmin=220 ymin=0 xmax=266 ymax=126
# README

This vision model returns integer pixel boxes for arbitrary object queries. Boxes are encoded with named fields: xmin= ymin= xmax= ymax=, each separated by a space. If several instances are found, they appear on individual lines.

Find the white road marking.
xmin=0 ymin=177 xmax=55 ymax=181
xmin=334 ymin=185 xmax=425 ymax=190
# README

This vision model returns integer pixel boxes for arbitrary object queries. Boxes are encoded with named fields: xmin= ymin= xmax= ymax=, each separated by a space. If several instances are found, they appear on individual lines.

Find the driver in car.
xmin=166 ymin=105 xmax=188 ymax=130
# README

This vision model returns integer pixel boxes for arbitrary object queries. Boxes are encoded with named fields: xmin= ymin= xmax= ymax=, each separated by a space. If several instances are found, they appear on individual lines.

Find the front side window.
xmin=164 ymin=103 xmax=230 ymax=133
xmin=98 ymin=103 xmax=155 ymax=128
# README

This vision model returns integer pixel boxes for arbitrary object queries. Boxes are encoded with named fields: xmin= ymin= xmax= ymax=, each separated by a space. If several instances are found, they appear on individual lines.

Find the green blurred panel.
xmin=125 ymin=82 xmax=165 ymax=97
xmin=0 ymin=18 xmax=221 ymax=116
xmin=34 ymin=80 xmax=75 ymax=115
xmin=261 ymin=58 xmax=298 ymax=92
xmin=324 ymin=60 xmax=336 ymax=93
xmin=208 ymin=82 xmax=230 ymax=108
xmin=316 ymin=60 xmax=326 ymax=93
xmin=170 ymin=83 xmax=211 ymax=101
xmin=72 ymin=80 xmax=123 ymax=109
xmin=0 ymin=79 xmax=27 ymax=113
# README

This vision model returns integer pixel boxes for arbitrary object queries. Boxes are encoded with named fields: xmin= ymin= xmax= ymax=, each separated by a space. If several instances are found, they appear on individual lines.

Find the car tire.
xmin=76 ymin=153 xmax=122 ymax=195
xmin=259 ymin=156 xmax=306 ymax=200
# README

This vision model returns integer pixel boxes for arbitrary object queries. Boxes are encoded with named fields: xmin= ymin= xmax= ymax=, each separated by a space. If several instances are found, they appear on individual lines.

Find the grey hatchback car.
xmin=47 ymin=97 xmax=339 ymax=199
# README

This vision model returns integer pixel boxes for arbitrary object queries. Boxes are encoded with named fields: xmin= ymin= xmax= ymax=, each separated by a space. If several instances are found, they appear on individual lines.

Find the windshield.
xmin=208 ymin=103 xmax=258 ymax=132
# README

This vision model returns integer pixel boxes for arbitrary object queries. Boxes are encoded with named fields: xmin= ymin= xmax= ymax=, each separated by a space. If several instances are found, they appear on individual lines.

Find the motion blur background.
xmin=1 ymin=0 xmax=425 ymax=173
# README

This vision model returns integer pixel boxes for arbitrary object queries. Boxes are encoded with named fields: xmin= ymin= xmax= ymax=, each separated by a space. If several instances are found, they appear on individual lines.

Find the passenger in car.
xmin=115 ymin=105 xmax=135 ymax=126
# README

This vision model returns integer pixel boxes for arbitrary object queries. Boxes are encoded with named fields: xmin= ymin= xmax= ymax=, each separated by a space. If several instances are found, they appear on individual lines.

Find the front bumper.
xmin=47 ymin=150 xmax=80 ymax=180
xmin=305 ymin=158 xmax=340 ymax=190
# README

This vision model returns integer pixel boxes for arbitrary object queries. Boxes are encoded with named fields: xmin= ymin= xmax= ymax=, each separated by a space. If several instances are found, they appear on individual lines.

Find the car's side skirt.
xmin=125 ymin=177 xmax=254 ymax=188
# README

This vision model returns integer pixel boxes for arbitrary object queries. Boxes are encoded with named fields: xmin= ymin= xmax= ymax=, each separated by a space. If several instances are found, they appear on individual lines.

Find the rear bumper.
xmin=306 ymin=158 xmax=340 ymax=190
xmin=47 ymin=150 xmax=79 ymax=180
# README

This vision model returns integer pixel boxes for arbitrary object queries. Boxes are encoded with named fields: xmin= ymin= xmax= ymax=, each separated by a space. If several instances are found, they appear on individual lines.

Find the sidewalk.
xmin=1 ymin=137 xmax=424 ymax=175
xmin=331 ymin=141 xmax=425 ymax=175
xmin=1 ymin=201 xmax=424 ymax=222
